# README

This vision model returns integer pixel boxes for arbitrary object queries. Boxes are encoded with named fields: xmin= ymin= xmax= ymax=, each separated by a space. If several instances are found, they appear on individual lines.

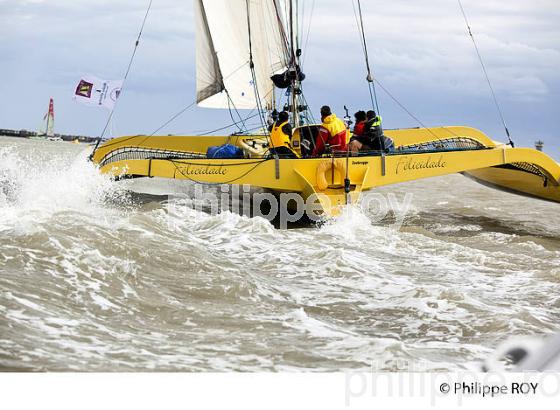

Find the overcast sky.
xmin=1 ymin=0 xmax=558 ymax=154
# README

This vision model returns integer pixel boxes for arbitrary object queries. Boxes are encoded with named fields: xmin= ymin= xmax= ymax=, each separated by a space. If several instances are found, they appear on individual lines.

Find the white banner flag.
xmin=73 ymin=75 xmax=123 ymax=110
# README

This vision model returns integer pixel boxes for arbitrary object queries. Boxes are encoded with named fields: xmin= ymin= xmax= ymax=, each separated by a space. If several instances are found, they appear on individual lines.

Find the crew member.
xmin=352 ymin=111 xmax=367 ymax=136
xmin=350 ymin=110 xmax=395 ymax=153
xmin=269 ymin=111 xmax=297 ymax=158
xmin=349 ymin=111 xmax=369 ymax=153
xmin=365 ymin=110 xmax=382 ymax=138
xmin=366 ymin=110 xmax=395 ymax=152
xmin=312 ymin=105 xmax=348 ymax=157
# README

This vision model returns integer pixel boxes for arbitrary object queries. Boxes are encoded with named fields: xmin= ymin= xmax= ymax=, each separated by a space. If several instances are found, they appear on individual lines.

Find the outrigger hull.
xmin=464 ymin=165 xmax=560 ymax=203
xmin=91 ymin=126 xmax=560 ymax=216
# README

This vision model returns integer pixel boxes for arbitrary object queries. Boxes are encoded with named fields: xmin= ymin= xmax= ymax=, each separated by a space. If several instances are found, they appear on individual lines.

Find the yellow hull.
xmin=91 ymin=126 xmax=560 ymax=215
xmin=464 ymin=166 xmax=560 ymax=203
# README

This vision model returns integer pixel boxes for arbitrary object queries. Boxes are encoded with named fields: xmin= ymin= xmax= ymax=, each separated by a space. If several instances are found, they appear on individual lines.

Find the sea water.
xmin=1 ymin=136 xmax=559 ymax=371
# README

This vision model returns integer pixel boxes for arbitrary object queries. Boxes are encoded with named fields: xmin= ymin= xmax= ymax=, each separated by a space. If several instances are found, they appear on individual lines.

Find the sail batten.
xmin=194 ymin=0 xmax=288 ymax=110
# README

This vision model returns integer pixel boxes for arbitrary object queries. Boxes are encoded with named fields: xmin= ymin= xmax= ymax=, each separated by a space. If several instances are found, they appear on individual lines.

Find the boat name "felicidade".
xmin=181 ymin=165 xmax=228 ymax=176
xmin=395 ymin=155 xmax=447 ymax=174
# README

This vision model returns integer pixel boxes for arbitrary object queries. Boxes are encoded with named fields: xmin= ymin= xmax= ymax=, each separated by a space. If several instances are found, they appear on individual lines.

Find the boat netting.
xmin=504 ymin=162 xmax=548 ymax=179
xmin=397 ymin=137 xmax=485 ymax=152
xmin=345 ymin=136 xmax=486 ymax=157
xmin=99 ymin=146 xmax=206 ymax=168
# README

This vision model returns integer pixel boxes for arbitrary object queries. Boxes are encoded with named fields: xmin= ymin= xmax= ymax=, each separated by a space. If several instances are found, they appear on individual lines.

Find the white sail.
xmin=46 ymin=117 xmax=54 ymax=137
xmin=194 ymin=0 xmax=288 ymax=110
xmin=46 ymin=98 xmax=54 ymax=137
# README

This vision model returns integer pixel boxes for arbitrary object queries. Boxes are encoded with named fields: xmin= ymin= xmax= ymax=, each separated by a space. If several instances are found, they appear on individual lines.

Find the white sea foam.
xmin=0 ymin=145 xmax=130 ymax=232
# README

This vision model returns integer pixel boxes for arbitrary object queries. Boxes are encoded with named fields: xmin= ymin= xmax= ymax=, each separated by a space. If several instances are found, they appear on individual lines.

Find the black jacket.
xmin=351 ymin=116 xmax=394 ymax=151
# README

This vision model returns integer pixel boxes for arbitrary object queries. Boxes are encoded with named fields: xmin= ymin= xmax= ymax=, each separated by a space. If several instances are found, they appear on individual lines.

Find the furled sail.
xmin=194 ymin=0 xmax=288 ymax=110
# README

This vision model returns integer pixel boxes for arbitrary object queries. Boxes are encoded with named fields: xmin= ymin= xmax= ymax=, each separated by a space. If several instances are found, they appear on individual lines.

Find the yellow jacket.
xmin=270 ymin=120 xmax=291 ymax=148
xmin=321 ymin=114 xmax=346 ymax=138
xmin=313 ymin=114 xmax=349 ymax=156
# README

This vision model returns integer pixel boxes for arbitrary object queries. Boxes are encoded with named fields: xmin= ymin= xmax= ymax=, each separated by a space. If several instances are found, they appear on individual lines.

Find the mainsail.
xmin=194 ymin=0 xmax=289 ymax=110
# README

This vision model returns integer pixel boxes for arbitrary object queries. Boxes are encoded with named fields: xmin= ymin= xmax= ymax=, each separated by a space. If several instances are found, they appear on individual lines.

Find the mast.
xmin=289 ymin=0 xmax=296 ymax=124
xmin=288 ymin=0 xmax=303 ymax=127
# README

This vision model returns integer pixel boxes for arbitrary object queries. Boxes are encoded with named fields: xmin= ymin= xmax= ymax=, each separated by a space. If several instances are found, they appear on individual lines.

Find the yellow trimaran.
xmin=91 ymin=1 xmax=560 ymax=216
xmin=91 ymin=127 xmax=560 ymax=214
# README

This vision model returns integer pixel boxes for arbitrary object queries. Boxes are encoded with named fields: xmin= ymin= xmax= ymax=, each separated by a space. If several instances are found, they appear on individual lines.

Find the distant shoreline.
xmin=0 ymin=128 xmax=97 ymax=143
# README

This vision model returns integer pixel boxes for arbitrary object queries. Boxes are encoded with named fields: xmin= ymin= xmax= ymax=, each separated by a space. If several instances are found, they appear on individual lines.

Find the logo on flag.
xmin=110 ymin=88 xmax=121 ymax=102
xmin=75 ymin=80 xmax=94 ymax=98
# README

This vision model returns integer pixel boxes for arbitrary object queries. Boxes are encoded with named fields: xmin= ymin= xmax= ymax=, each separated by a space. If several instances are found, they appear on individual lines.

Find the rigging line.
xmin=104 ymin=111 xmax=261 ymax=155
xmin=227 ymin=96 xmax=244 ymax=133
xmin=245 ymin=0 xmax=269 ymax=139
xmin=129 ymin=100 xmax=198 ymax=149
xmin=221 ymin=58 xmax=268 ymax=134
xmin=272 ymin=0 xmax=291 ymax=62
xmin=374 ymin=79 xmax=447 ymax=142
xmin=231 ymin=86 xmax=274 ymax=132
xmin=195 ymin=112 xmax=262 ymax=136
xmin=221 ymin=60 xmax=255 ymax=85
xmin=368 ymin=82 xmax=380 ymax=115
xmin=457 ymin=0 xmax=514 ymax=147
xmin=149 ymin=66 xmax=250 ymax=136
xmin=149 ymin=101 xmax=197 ymax=136
xmin=89 ymin=108 xmax=258 ymax=159
xmin=225 ymin=88 xmax=250 ymax=133
xmin=300 ymin=0 xmax=315 ymax=70
xmin=239 ymin=123 xmax=271 ymax=133
xmin=247 ymin=69 xmax=267 ymax=134
xmin=107 ymin=61 xmax=254 ymax=147
xmin=194 ymin=87 xmax=272 ymax=136
xmin=91 ymin=0 xmax=153 ymax=157
xmin=356 ymin=0 xmax=372 ymax=80
xmin=347 ymin=1 xmax=460 ymax=143
xmin=351 ymin=0 xmax=379 ymax=114
xmin=295 ymin=0 xmax=301 ymax=53
xmin=351 ymin=0 xmax=380 ymax=114
xmin=298 ymin=85 xmax=316 ymax=125
xmin=298 ymin=0 xmax=304 ymax=51
xmin=90 ymin=135 xmax=143 ymax=151
xmin=144 ymin=59 xmax=253 ymax=142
